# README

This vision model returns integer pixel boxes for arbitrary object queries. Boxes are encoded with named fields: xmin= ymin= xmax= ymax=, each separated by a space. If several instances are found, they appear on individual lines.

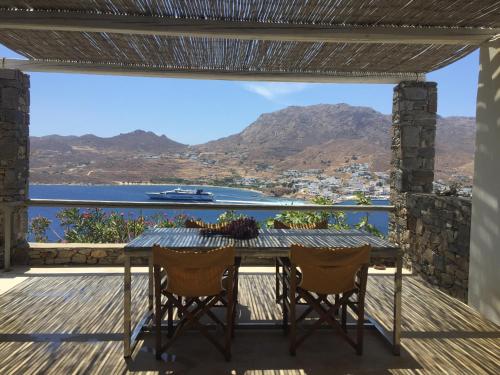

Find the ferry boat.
xmin=146 ymin=188 xmax=214 ymax=202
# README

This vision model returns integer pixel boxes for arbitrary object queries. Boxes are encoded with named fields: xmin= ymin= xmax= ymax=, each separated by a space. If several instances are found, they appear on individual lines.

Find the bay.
xmin=28 ymin=184 xmax=389 ymax=241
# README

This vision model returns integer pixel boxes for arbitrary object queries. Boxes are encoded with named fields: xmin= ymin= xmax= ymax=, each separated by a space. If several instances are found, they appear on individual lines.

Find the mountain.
xmin=30 ymin=130 xmax=190 ymax=184
xmin=29 ymin=104 xmax=476 ymax=184
xmin=197 ymin=104 xmax=475 ymax=180
xmin=199 ymin=104 xmax=389 ymax=160
xmin=434 ymin=116 xmax=476 ymax=178
xmin=31 ymin=130 xmax=186 ymax=154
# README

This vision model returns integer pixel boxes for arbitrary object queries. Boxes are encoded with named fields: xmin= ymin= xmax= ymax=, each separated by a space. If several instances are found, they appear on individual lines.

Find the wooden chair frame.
xmin=283 ymin=261 xmax=369 ymax=356
xmin=154 ymin=263 xmax=237 ymax=361
xmin=273 ymin=220 xmax=328 ymax=305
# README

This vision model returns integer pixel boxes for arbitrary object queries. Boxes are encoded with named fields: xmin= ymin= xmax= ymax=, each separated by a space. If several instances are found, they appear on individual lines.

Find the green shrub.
xmin=266 ymin=196 xmax=349 ymax=229
xmin=266 ymin=193 xmax=383 ymax=237
xmin=57 ymin=208 xmax=148 ymax=243
xmin=30 ymin=208 xmax=192 ymax=243
xmin=353 ymin=193 xmax=383 ymax=237
xmin=29 ymin=216 xmax=52 ymax=243
xmin=29 ymin=192 xmax=384 ymax=243
xmin=217 ymin=210 xmax=247 ymax=224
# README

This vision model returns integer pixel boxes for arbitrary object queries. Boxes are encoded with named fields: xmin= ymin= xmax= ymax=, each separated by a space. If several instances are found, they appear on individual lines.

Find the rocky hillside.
xmin=199 ymin=104 xmax=389 ymax=160
xmin=197 ymin=104 xmax=475 ymax=179
xmin=29 ymin=104 xmax=476 ymax=184
xmin=31 ymin=130 xmax=186 ymax=154
xmin=30 ymin=130 xmax=190 ymax=184
xmin=434 ymin=116 xmax=476 ymax=178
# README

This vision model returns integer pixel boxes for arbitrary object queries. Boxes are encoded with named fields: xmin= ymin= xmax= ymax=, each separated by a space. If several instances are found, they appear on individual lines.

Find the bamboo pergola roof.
xmin=0 ymin=1 xmax=499 ymax=83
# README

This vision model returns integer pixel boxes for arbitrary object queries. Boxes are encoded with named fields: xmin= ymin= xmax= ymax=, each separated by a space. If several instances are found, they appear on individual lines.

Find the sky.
xmin=0 ymin=45 xmax=480 ymax=145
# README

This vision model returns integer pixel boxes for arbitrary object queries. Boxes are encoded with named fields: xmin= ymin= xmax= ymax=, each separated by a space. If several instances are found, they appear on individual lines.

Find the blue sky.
xmin=0 ymin=45 xmax=479 ymax=145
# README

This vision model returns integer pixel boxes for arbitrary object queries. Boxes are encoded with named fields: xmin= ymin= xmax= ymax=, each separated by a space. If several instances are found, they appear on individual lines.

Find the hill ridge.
xmin=29 ymin=103 xmax=475 ymax=185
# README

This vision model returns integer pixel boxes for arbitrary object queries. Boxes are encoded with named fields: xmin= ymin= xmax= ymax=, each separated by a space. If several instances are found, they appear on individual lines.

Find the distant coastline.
xmin=29 ymin=182 xmax=389 ymax=204
xmin=30 ymin=182 xmax=265 ymax=195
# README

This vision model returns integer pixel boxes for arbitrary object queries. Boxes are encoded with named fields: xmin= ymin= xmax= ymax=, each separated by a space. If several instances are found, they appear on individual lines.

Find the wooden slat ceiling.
xmin=0 ymin=1 xmax=498 ymax=82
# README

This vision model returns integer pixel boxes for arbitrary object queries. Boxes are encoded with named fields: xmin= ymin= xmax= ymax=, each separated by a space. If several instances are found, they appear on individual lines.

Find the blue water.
xmin=28 ymin=184 xmax=389 ymax=241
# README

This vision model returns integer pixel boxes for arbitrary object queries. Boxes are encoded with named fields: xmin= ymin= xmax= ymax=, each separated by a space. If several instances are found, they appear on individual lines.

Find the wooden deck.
xmin=0 ymin=267 xmax=498 ymax=374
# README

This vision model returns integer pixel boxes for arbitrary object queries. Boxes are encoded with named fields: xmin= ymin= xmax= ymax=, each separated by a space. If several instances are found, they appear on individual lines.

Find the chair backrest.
xmin=290 ymin=244 xmax=371 ymax=295
xmin=153 ymin=245 xmax=235 ymax=297
xmin=273 ymin=219 xmax=328 ymax=230
xmin=185 ymin=219 xmax=228 ymax=230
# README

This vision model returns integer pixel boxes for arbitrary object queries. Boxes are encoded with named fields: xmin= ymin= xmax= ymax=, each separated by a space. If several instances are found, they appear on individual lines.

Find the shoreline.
xmin=29 ymin=182 xmax=266 ymax=195
xmin=30 ymin=183 xmax=389 ymax=203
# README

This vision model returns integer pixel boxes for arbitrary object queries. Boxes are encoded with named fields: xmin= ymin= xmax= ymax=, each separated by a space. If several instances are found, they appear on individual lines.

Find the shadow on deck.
xmin=0 ymin=267 xmax=498 ymax=374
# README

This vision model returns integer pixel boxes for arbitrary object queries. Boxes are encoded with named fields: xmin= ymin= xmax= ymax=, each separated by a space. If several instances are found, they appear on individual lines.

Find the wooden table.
xmin=123 ymin=228 xmax=402 ymax=357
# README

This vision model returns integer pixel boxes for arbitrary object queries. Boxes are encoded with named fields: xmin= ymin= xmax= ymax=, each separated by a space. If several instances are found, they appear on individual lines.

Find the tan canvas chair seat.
xmin=153 ymin=245 xmax=238 ymax=361
xmin=272 ymin=219 xmax=329 ymax=326
xmin=284 ymin=243 xmax=372 ymax=356
xmin=154 ymin=246 xmax=234 ymax=297
xmin=291 ymin=244 xmax=371 ymax=295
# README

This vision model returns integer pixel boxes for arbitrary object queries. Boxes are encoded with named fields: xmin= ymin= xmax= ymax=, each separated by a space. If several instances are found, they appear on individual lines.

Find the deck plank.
xmin=0 ymin=270 xmax=498 ymax=374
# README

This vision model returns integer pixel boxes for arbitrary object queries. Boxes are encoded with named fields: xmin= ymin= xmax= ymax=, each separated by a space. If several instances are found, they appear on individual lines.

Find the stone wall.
xmin=0 ymin=70 xmax=30 ymax=268
xmin=28 ymin=243 xmax=149 ymax=266
xmin=27 ymin=243 xmax=276 ymax=267
xmin=402 ymin=194 xmax=472 ymax=302
xmin=389 ymin=81 xmax=437 ymax=252
xmin=388 ymin=80 xmax=473 ymax=302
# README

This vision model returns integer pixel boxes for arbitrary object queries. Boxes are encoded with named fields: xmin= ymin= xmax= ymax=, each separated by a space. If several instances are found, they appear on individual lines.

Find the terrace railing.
xmin=1 ymin=199 xmax=394 ymax=269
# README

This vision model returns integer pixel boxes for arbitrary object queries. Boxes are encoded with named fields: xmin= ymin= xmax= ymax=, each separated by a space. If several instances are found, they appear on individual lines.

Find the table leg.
xmin=3 ymin=206 xmax=13 ymax=271
xmin=124 ymin=255 xmax=132 ymax=357
xmin=275 ymin=258 xmax=281 ymax=302
xmin=393 ymin=252 xmax=403 ymax=355
xmin=282 ymin=258 xmax=288 ymax=334
xmin=148 ymin=255 xmax=154 ymax=311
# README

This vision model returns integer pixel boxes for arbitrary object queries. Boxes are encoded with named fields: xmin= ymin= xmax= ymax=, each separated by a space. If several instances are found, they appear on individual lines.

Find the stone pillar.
xmin=390 ymin=81 xmax=437 ymax=194
xmin=389 ymin=81 xmax=437 ymax=265
xmin=468 ymin=39 xmax=500 ymax=324
xmin=0 ymin=69 xmax=30 ymax=269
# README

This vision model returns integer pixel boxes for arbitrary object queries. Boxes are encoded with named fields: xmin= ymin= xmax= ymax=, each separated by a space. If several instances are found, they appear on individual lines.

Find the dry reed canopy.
xmin=0 ymin=1 xmax=499 ymax=80
xmin=0 ymin=1 xmax=498 ymax=25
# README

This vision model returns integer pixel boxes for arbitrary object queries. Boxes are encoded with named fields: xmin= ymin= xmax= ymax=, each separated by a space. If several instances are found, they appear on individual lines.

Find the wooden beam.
xmin=1 ymin=58 xmax=425 ymax=84
xmin=0 ymin=10 xmax=497 ymax=45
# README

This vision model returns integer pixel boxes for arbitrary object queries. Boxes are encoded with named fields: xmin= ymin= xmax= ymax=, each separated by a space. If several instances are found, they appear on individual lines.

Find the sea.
xmin=29 ymin=184 xmax=390 ymax=242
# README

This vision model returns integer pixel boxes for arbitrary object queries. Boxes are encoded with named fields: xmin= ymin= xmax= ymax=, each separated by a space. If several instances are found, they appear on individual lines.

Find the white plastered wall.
xmin=469 ymin=39 xmax=500 ymax=324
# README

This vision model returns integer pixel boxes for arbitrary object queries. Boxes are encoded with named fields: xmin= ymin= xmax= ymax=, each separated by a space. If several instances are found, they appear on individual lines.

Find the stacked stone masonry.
xmin=388 ymin=81 xmax=472 ymax=303
xmin=397 ymin=194 xmax=471 ymax=302
xmin=28 ymin=244 xmax=149 ymax=266
xmin=390 ymin=81 xmax=437 ymax=195
xmin=27 ymin=243 xmax=274 ymax=267
xmin=0 ymin=69 xmax=30 ymax=268
xmin=389 ymin=80 xmax=438 ymax=271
